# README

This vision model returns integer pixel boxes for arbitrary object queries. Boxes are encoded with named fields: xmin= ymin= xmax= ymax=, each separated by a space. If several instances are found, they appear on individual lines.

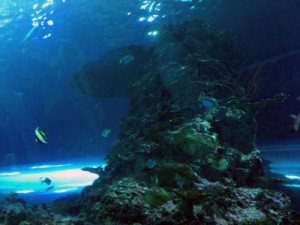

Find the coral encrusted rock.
xmin=74 ymin=19 xmax=295 ymax=224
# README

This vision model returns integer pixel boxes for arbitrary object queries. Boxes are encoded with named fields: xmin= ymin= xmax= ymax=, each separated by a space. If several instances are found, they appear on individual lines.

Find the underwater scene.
xmin=1 ymin=0 xmax=300 ymax=224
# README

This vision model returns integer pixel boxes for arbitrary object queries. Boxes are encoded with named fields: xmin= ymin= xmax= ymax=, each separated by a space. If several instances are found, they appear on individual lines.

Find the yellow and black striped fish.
xmin=35 ymin=127 xmax=48 ymax=144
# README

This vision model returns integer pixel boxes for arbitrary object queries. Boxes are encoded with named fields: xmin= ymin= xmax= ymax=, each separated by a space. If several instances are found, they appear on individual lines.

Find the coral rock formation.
xmin=73 ymin=20 xmax=295 ymax=224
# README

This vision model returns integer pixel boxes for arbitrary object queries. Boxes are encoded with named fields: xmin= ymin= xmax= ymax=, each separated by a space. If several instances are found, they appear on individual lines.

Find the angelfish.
xmin=35 ymin=127 xmax=48 ymax=144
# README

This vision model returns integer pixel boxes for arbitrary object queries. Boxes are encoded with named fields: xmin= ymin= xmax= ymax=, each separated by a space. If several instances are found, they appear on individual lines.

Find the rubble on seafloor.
xmin=1 ymin=19 xmax=298 ymax=224
xmin=0 ymin=193 xmax=86 ymax=225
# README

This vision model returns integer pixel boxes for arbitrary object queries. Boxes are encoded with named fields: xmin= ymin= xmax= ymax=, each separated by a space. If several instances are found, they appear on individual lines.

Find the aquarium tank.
xmin=0 ymin=0 xmax=300 ymax=224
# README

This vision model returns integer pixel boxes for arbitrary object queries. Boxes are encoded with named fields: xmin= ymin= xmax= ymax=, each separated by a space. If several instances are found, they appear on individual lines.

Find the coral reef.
xmin=72 ymin=20 xmax=295 ymax=224
xmin=100 ymin=20 xmax=265 ymax=186
xmin=2 ymin=19 xmax=295 ymax=224
xmin=79 ymin=177 xmax=294 ymax=225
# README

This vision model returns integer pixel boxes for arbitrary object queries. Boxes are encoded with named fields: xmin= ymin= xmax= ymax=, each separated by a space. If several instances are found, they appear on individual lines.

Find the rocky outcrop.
xmin=0 ymin=193 xmax=85 ymax=225
xmin=80 ymin=177 xmax=294 ymax=225
xmin=73 ymin=20 xmax=295 ymax=224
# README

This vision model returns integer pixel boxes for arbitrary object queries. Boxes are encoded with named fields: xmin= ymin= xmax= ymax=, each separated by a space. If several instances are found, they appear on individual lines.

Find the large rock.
xmin=74 ymin=20 xmax=296 ymax=224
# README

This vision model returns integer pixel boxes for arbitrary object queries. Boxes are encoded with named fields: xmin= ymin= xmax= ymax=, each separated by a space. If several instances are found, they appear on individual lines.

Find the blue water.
xmin=258 ymin=139 xmax=300 ymax=211
xmin=0 ymin=0 xmax=300 ymax=210
xmin=0 ymin=157 xmax=104 ymax=203
xmin=259 ymin=139 xmax=300 ymax=188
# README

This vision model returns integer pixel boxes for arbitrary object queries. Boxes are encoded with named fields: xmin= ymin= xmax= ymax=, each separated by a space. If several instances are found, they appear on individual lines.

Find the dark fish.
xmin=40 ymin=177 xmax=52 ymax=185
xmin=46 ymin=186 xmax=54 ymax=191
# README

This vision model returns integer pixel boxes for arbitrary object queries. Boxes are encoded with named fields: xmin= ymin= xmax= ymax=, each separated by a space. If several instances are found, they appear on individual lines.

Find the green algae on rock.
xmin=206 ymin=154 xmax=229 ymax=171
xmin=143 ymin=187 xmax=171 ymax=208
xmin=171 ymin=126 xmax=218 ymax=159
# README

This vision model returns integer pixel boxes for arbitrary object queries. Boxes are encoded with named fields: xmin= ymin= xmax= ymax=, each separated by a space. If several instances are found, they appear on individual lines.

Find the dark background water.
xmin=1 ymin=0 xmax=300 ymax=165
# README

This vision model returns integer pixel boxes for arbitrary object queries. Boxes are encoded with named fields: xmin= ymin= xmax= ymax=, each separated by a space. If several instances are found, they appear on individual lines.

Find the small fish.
xmin=150 ymin=174 xmax=159 ymax=186
xmin=119 ymin=54 xmax=134 ymax=64
xmin=290 ymin=113 xmax=300 ymax=132
xmin=46 ymin=186 xmax=55 ymax=191
xmin=201 ymin=99 xmax=215 ymax=109
xmin=35 ymin=127 xmax=48 ymax=144
xmin=101 ymin=128 xmax=112 ymax=138
xmin=40 ymin=177 xmax=52 ymax=185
